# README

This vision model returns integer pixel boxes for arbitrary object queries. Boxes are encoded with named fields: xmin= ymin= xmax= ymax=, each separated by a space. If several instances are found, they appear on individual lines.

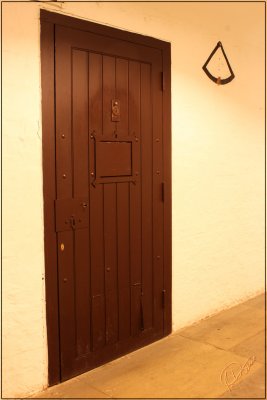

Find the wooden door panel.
xmin=74 ymin=229 xmax=91 ymax=357
xmin=152 ymin=64 xmax=164 ymax=334
xmin=128 ymin=61 xmax=143 ymax=336
xmin=72 ymin=49 xmax=89 ymax=197
xmin=103 ymin=183 xmax=119 ymax=345
xmin=140 ymin=63 xmax=153 ymax=331
xmin=117 ymin=182 xmax=131 ymax=340
xmin=55 ymin=24 xmax=166 ymax=380
xmin=55 ymin=38 xmax=72 ymax=200
xmin=89 ymin=53 xmax=103 ymax=134
xmin=116 ymin=58 xmax=129 ymax=136
xmin=103 ymin=56 xmax=116 ymax=136
xmin=56 ymin=25 xmax=161 ymax=65
xmin=129 ymin=179 xmax=142 ymax=336
xmin=41 ymin=11 xmax=171 ymax=386
xmin=90 ymin=183 xmax=105 ymax=352
xmin=57 ymin=230 xmax=76 ymax=367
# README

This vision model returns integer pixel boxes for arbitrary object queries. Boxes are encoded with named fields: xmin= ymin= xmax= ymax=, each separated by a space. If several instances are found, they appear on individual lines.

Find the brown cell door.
xmin=55 ymin=25 xmax=166 ymax=381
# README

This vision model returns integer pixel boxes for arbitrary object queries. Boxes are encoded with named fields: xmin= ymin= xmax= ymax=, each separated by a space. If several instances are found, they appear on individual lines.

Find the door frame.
xmin=40 ymin=9 xmax=172 ymax=386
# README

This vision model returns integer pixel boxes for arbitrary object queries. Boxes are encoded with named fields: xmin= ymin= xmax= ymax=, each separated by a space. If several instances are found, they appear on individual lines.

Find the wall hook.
xmin=202 ymin=41 xmax=235 ymax=85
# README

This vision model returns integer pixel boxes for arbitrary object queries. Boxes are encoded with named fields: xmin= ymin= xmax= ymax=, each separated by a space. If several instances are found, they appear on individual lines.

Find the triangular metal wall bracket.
xmin=202 ymin=41 xmax=235 ymax=85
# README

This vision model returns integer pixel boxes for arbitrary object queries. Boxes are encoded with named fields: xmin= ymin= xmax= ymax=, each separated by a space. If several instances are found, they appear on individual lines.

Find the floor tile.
xmin=229 ymin=330 xmax=265 ymax=365
xmin=179 ymin=303 xmax=264 ymax=350
xmin=32 ymin=376 xmax=111 ymax=399
xmin=78 ymin=334 xmax=262 ymax=398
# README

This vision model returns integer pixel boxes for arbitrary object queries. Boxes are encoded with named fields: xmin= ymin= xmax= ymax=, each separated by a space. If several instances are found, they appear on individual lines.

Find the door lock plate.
xmin=55 ymin=198 xmax=89 ymax=232
xmin=111 ymin=99 xmax=120 ymax=121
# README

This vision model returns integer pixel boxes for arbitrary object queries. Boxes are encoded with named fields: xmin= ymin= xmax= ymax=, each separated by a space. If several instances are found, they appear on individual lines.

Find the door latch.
xmin=69 ymin=216 xmax=76 ymax=230
xmin=55 ymin=198 xmax=89 ymax=232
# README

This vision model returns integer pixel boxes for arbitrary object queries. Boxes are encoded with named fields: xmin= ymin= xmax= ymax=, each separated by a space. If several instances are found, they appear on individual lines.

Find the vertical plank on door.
xmin=129 ymin=61 xmax=141 ymax=336
xmin=73 ymin=50 xmax=89 ymax=196
xmin=89 ymin=53 xmax=106 ymax=351
xmin=104 ymin=184 xmax=119 ymax=344
xmin=162 ymin=45 xmax=172 ymax=335
xmin=140 ymin=63 xmax=153 ymax=330
xmin=116 ymin=58 xmax=128 ymax=136
xmin=90 ymin=185 xmax=106 ymax=351
xmin=72 ymin=49 xmax=91 ymax=356
xmin=115 ymin=58 xmax=131 ymax=340
xmin=55 ymin=28 xmax=76 ymax=373
xmin=89 ymin=53 xmax=103 ymax=136
xmin=103 ymin=56 xmax=116 ymax=136
xmin=55 ymin=30 xmax=72 ymax=200
xmin=152 ymin=60 xmax=164 ymax=333
xmin=102 ymin=54 xmax=118 ymax=344
xmin=41 ymin=19 xmax=60 ymax=385
xmin=74 ymin=232 xmax=90 ymax=355
xmin=57 ymin=231 xmax=76 ymax=366
xmin=117 ymin=182 xmax=131 ymax=340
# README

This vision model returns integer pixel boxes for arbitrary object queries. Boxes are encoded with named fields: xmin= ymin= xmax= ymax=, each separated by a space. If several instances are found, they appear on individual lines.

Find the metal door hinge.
xmin=161 ymin=182 xmax=165 ymax=202
xmin=162 ymin=289 xmax=166 ymax=308
xmin=161 ymin=71 xmax=165 ymax=91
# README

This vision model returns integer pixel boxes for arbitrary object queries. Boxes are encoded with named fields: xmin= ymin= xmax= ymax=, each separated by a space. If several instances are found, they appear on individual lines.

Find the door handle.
xmin=90 ymin=131 xmax=96 ymax=187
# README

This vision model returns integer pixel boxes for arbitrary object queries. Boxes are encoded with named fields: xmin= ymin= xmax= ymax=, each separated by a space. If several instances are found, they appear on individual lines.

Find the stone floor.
xmin=33 ymin=293 xmax=265 ymax=399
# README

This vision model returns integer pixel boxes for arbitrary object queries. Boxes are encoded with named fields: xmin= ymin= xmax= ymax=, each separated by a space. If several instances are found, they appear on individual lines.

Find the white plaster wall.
xmin=2 ymin=1 xmax=265 ymax=397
